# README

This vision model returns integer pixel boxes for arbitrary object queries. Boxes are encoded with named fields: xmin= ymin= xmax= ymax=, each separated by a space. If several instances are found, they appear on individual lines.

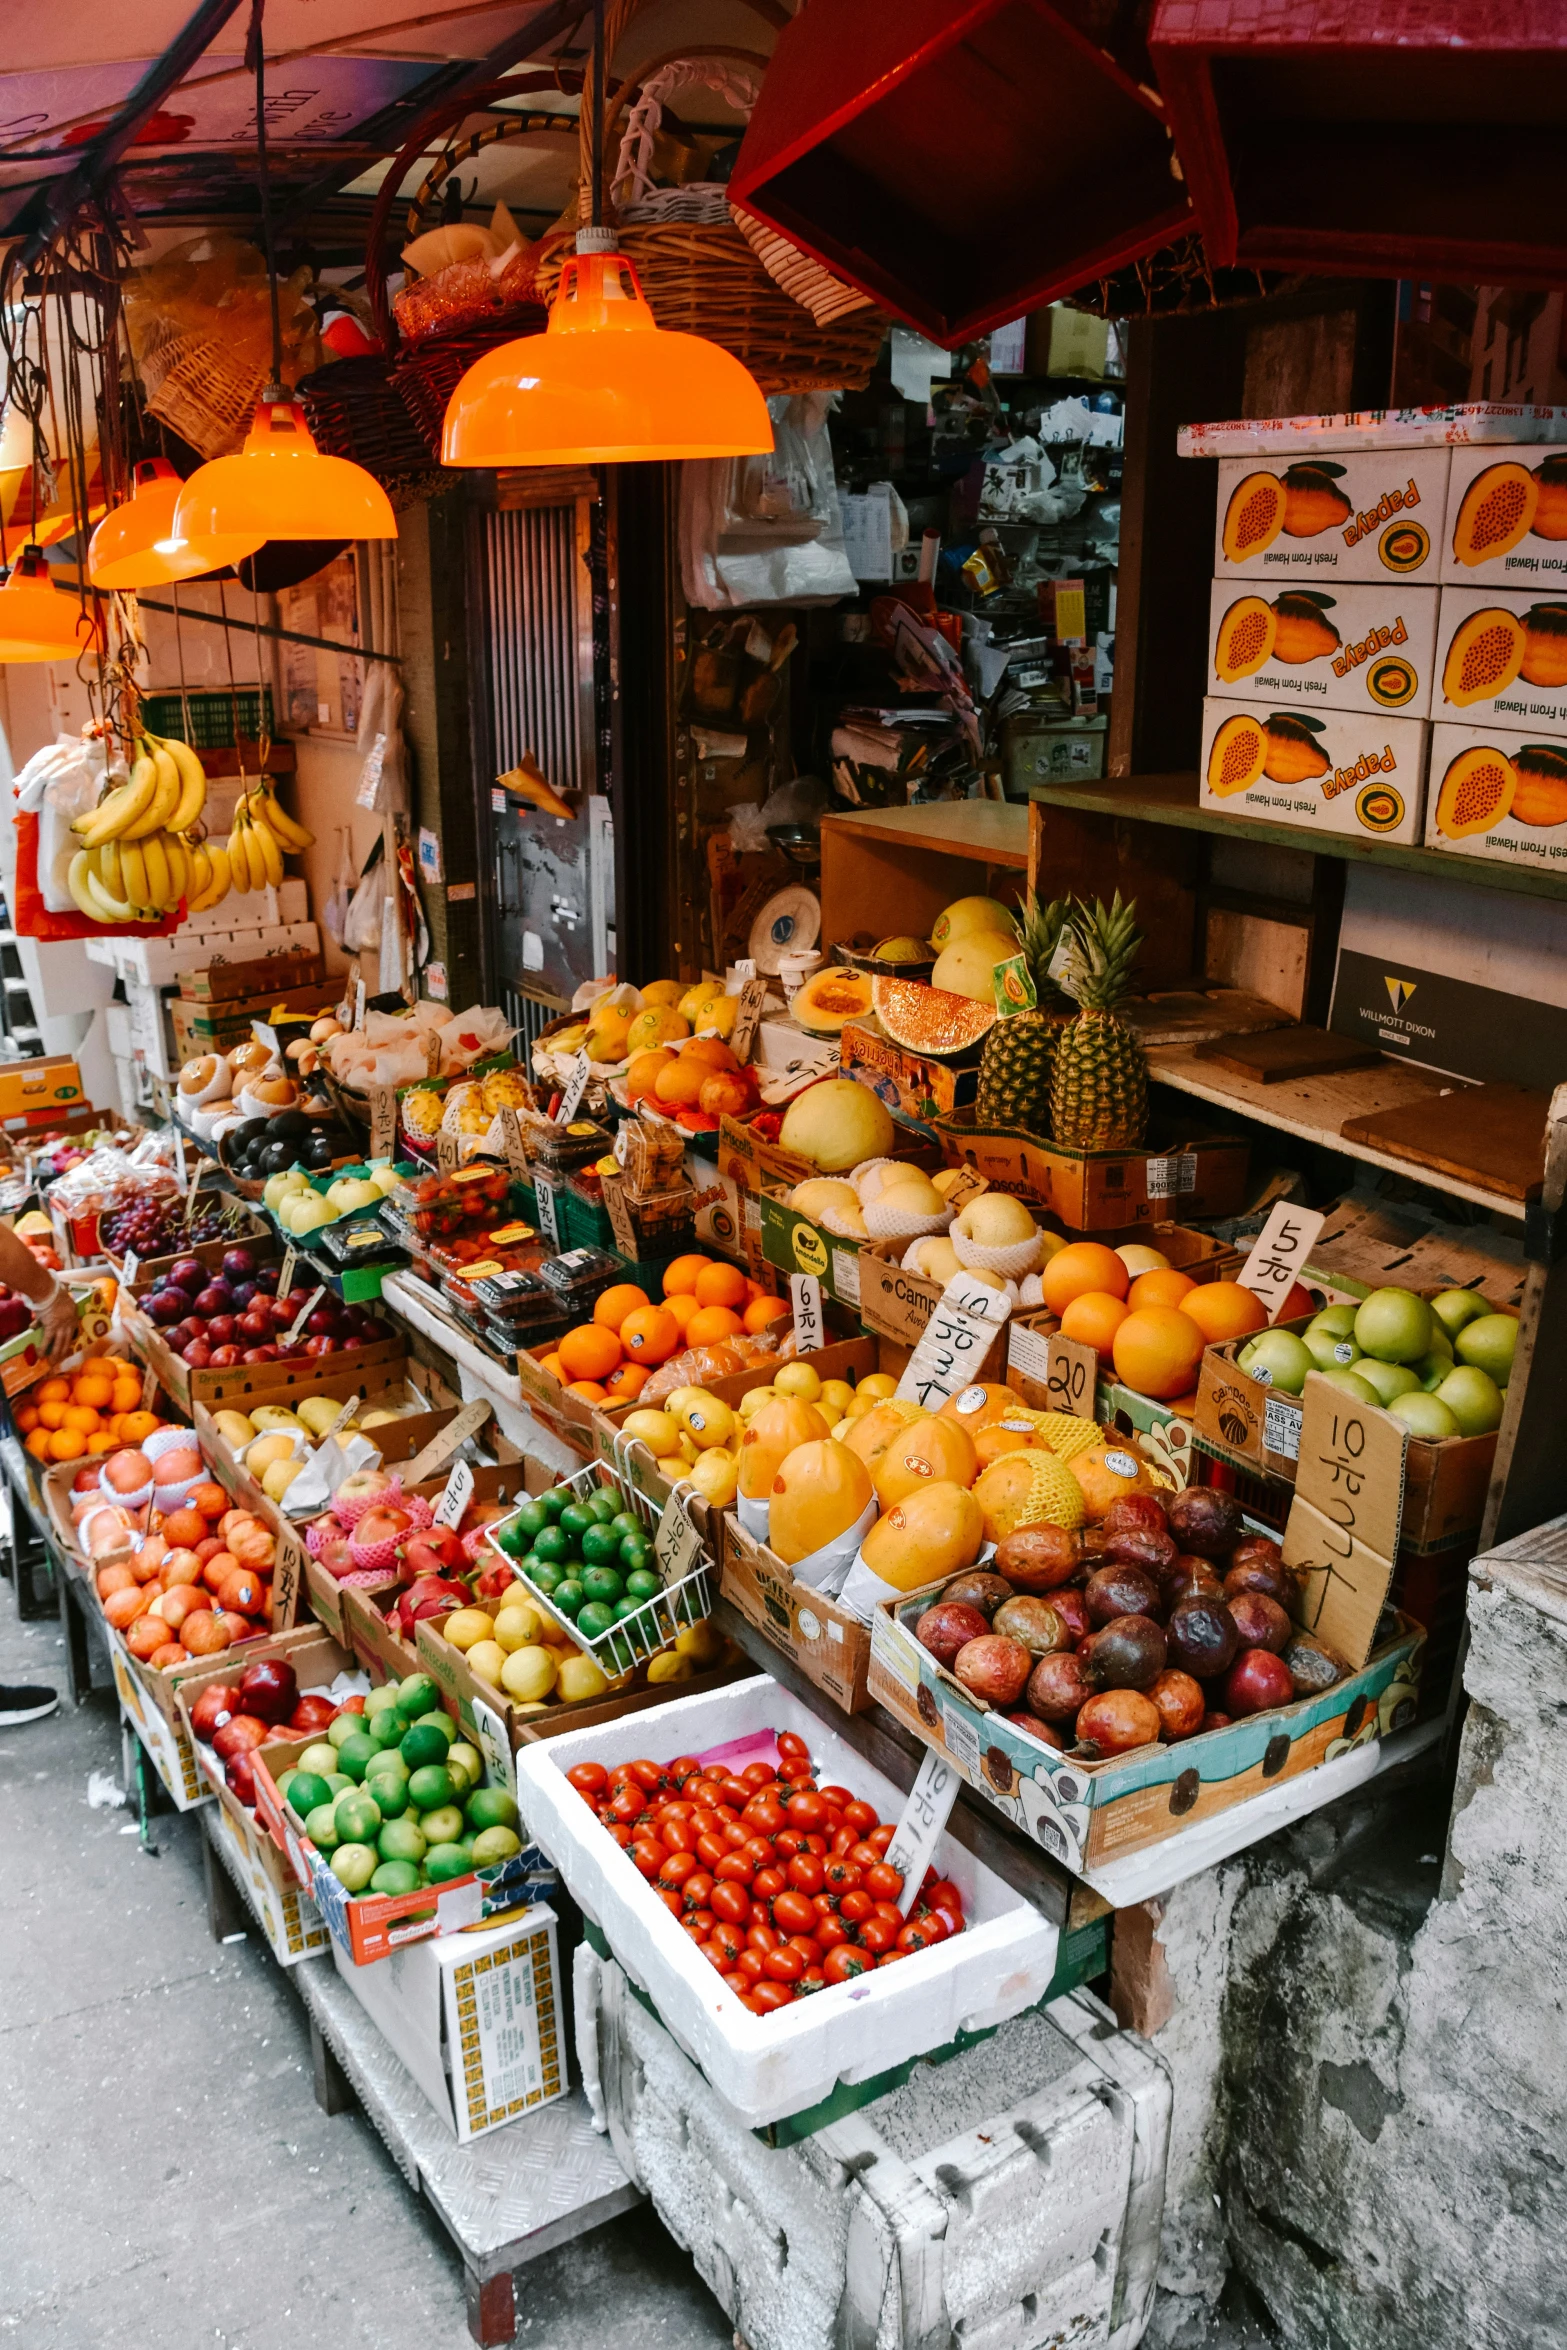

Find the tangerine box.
xmin=1214 ymin=450 xmax=1449 ymax=583
xmin=1207 ymin=578 xmax=1438 ymax=720
xmin=1439 ymin=446 xmax=1567 ymax=589
xmin=1434 ymin=586 xmax=1567 ymax=734
xmin=1425 ymin=722 xmax=1567 ymax=872
xmin=1199 ymin=696 xmax=1429 ymax=845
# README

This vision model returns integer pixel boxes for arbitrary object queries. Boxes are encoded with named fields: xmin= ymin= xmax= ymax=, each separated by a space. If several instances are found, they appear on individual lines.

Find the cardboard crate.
xmin=330 ymin=1904 xmax=565 ymax=2142
xmin=759 ymin=1190 xmax=865 ymax=1309
xmin=839 ymin=1015 xmax=981 ymax=1132
xmin=171 ymin=983 xmax=340 ymax=1062
xmin=870 ymin=1586 xmax=1423 ymax=1872
xmin=720 ymin=1512 xmax=873 ymax=1713
xmin=1191 ymin=1311 xmax=1504 ymax=1550
xmin=418 ymin=1607 xmax=752 ymax=1754
xmin=304 ymin=1550 xmax=394 ymax=1646
xmin=1208 ymin=578 xmax=1438 ymax=720
xmin=209 ymin=1792 xmax=332 ymax=1967
xmin=1435 ymin=584 xmax=1567 ymax=733
xmin=937 ymin=1109 xmax=1252 ymax=1231
xmin=109 ymin=1633 xmax=211 ymax=1809
xmin=104 ymin=1218 xmax=271 ymax=1282
xmin=1424 ymin=720 xmax=1567 ymax=876
xmin=856 ymin=1242 xmax=1014 ymax=1375
xmin=0 ymin=1054 xmax=82 ymax=1119
xmin=1439 ymin=445 xmax=1567 ymax=590
xmin=1199 ymin=696 xmax=1430 ymax=845
xmin=1215 ymin=449 xmax=1449 ymax=583
xmin=513 ymin=1347 xmax=603 ymax=1454
xmin=1301 ymin=1196 xmax=1526 ymax=1313
xmin=184 ymin=948 xmax=327 ymax=1002
xmin=121 ymin=1297 xmax=404 ymax=1417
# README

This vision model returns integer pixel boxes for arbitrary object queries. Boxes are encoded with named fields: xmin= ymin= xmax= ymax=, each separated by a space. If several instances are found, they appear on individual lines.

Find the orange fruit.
xmin=48 ymin=1427 xmax=87 ymax=1460
xmin=14 ymin=1404 xmax=38 ymax=1433
xmin=685 ymin=1305 xmax=743 ymax=1346
xmin=37 ymin=1377 xmax=70 ymax=1403
xmin=1180 ymin=1281 xmax=1268 ymax=1343
xmin=743 ymin=1295 xmax=790 ymax=1335
xmin=24 ymin=1428 xmax=51 ymax=1461
xmin=119 ymin=1411 xmax=159 ymax=1445
xmin=538 ymin=1352 xmax=566 ymax=1382
xmin=1058 ymin=1290 xmax=1130 ymax=1357
xmin=62 ymin=1404 xmax=99 ymax=1433
xmin=664 ymin=1293 xmax=701 ymax=1335
xmin=565 ymin=1380 xmax=609 ymax=1403
xmin=683 ymin=1037 xmax=737 ymax=1071
xmin=36 ymin=1401 xmax=66 ymax=1431
xmin=1127 ymin=1266 xmax=1196 ymax=1311
xmin=72 ymin=1374 xmax=112 ymax=1410
xmin=593 ymin=1282 xmax=651 ymax=1333
xmin=604 ymin=1361 xmax=649 ymax=1402
xmin=110 ymin=1380 xmax=141 ymax=1415
xmin=557 ymin=1323 xmax=622 ymax=1384
xmin=1040 ymin=1242 xmax=1130 ymax=1316
xmin=86 ymin=1432 xmax=115 ymax=1455
xmin=623 ymin=1048 xmax=676 ymax=1105
xmin=661 ymin=1254 xmax=713 ymax=1299
xmin=620 ymin=1305 xmax=680 ymax=1363
xmin=652 ymin=1058 xmax=709 ymax=1108
xmin=1110 ymin=1306 xmax=1207 ymax=1402
xmin=693 ymin=1261 xmax=747 ymax=1312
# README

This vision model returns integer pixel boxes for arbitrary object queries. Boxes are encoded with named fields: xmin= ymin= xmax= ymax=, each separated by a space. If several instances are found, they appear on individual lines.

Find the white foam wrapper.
xmin=951 ymin=1227 xmax=1045 ymax=1278
xmin=282 ymin=1430 xmax=382 ymax=1518
xmin=515 ymin=1675 xmax=1060 ymax=2128
xmin=772 ymin=1495 xmax=878 ymax=1599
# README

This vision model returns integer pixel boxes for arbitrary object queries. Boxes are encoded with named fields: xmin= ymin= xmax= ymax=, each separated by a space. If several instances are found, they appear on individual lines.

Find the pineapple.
xmin=1049 ymin=895 xmax=1148 ymax=1151
xmin=974 ymin=894 xmax=1071 ymax=1132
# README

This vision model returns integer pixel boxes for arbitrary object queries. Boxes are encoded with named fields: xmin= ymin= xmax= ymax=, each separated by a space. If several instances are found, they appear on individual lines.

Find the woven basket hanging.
xmin=530 ymin=0 xmax=886 ymax=395
xmin=141 ymin=333 xmax=266 ymax=461
xmin=294 ymin=354 xmax=448 ymax=506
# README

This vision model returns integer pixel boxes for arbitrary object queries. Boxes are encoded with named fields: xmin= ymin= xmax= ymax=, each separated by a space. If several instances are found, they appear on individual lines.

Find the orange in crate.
xmin=557 ymin=1324 xmax=622 ymax=1384
xmin=593 ymin=1283 xmax=651 ymax=1333
xmin=620 ymin=1305 xmax=680 ymax=1363
xmin=661 ymin=1255 xmax=713 ymax=1297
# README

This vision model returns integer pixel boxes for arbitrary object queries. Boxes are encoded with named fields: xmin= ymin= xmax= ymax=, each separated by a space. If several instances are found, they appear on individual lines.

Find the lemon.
xmin=775 ymin=1362 xmax=822 ymax=1402
xmin=686 ymin=1448 xmax=738 ymax=1507
xmin=494 ymin=1602 xmax=546 ymax=1651
xmin=675 ymin=1616 xmax=723 ymax=1664
xmin=646 ymin=1651 xmax=694 ymax=1685
xmin=465 ymin=1640 xmax=506 ymax=1687
xmin=676 ymin=1394 xmax=736 ymax=1450
xmin=737 ymin=1385 xmax=776 ymax=1421
xmin=443 ymin=1607 xmax=496 ymax=1653
xmin=622 ymin=1409 xmax=681 ymax=1458
xmin=857 ymin=1372 xmax=897 ymax=1402
xmin=844 ymin=1392 xmax=877 ymax=1421
xmin=500 ymin=1645 xmax=558 ymax=1703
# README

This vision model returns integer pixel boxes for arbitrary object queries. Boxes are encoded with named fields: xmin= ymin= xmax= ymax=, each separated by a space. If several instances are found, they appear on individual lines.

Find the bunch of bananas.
xmin=65 ymin=730 xmax=314 ymax=927
xmin=227 ymin=779 xmax=313 ymax=895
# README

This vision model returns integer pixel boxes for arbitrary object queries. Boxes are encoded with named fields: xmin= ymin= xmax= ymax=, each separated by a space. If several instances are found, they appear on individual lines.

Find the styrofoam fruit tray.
xmin=516 ymin=1673 xmax=1061 ymax=2128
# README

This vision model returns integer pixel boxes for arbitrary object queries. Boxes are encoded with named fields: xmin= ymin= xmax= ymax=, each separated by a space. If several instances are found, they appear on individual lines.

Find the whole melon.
xmin=931 ymin=896 xmax=1018 ymax=950
xmin=768 ymin=1440 xmax=874 ymax=1565
xmin=930 ymin=929 xmax=1025 ymax=1002
xmin=778 ymin=1078 xmax=894 ymax=1172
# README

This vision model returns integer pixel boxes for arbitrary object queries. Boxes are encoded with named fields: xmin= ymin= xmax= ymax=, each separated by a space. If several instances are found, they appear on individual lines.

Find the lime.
xmin=370 ymin=1860 xmax=423 ymax=1896
xmin=367 ymin=1709 xmax=406 ymax=1751
xmin=409 ymin=1763 xmax=455 ymax=1812
xmin=400 ymin=1721 xmax=451 ymax=1771
xmin=458 ymin=1833 xmax=477 ymax=1860
xmin=577 ymin=1601 xmax=616 ymax=1639
xmin=494 ymin=1517 xmax=529 ymax=1557
xmin=558 ymin=1502 xmax=592 ymax=1541
xmin=297 ymin=1741 xmax=339 ymax=1777
xmin=335 ymin=1789 xmax=382 ymax=1843
xmin=444 ymin=1743 xmax=481 ymax=1793
xmin=378 ymin=1817 xmax=428 ymax=1865
xmin=275 ymin=1768 xmax=300 ymax=1806
xmin=425 ymin=1842 xmax=471 ymax=1883
xmin=512 ymin=1497 xmax=550 ymax=1542
xmin=613 ymin=1596 xmax=644 ymax=1622
xmin=332 ymin=1843 xmax=377 ymax=1892
xmin=365 ymin=1747 xmax=409 ymax=1782
xmin=625 ymin=1567 xmax=661 ymax=1602
xmin=325 ymin=1773 xmax=354 ymax=1797
xmin=411 ymin=1710 xmax=456 ymax=1747
xmin=581 ymin=1564 xmax=625 ymax=1603
xmin=397 ymin=1673 xmax=440 ymax=1718
xmin=552 ymin=1578 xmax=586 ymax=1618
xmin=304 ymin=1803 xmax=340 ymax=1850
xmin=285 ymin=1770 xmax=331 ymax=1819
xmin=418 ymin=1803 xmax=465 ymax=1846
xmin=366 ymin=1771 xmax=409 ymax=1818
xmin=334 ymin=1732 xmax=379 ymax=1783
xmin=364 ymin=1684 xmax=401 ymax=1717
xmin=466 ymin=1785 xmax=520 ymax=1834
xmin=609 ymin=1511 xmax=641 ymax=1542
xmin=534 ymin=1525 xmax=571 ymax=1565
xmin=472 ymin=1825 xmax=523 ymax=1867
xmin=526 ymin=1560 xmax=562 ymax=1594
xmin=327 ymin=1713 xmax=363 ymax=1751
xmin=538 ymin=1486 xmax=569 ymax=1520
xmin=585 ymin=1489 xmax=619 ymax=1522
xmin=581 ymin=1525 xmax=623 ymax=1568
xmin=619 ymin=1536 xmax=650 ymax=1573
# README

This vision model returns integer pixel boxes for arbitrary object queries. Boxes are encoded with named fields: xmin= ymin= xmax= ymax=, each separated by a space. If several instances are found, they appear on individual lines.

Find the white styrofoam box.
xmin=1208 ymin=578 xmax=1437 ymax=720
xmin=331 ymin=1905 xmax=565 ymax=2143
xmin=1179 ymin=404 xmax=1567 ymax=459
xmin=184 ymin=880 xmax=309 ymax=939
xmin=1214 ymin=450 xmax=1447 ymax=582
xmin=1440 ymin=445 xmax=1567 ymax=589
xmin=590 ymin=1955 xmax=1171 ymax=2350
xmin=1435 ymin=585 xmax=1567 ymax=733
xmin=85 ymin=913 xmax=316 ymax=988
xmin=109 ymin=1638 xmax=210 ymax=1811
xmin=1199 ymin=696 xmax=1428 ymax=845
xmin=1425 ymin=721 xmax=1567 ymax=873
xmin=516 ymin=1676 xmax=1061 ymax=2131
xmin=112 ymin=1053 xmax=147 ymax=1123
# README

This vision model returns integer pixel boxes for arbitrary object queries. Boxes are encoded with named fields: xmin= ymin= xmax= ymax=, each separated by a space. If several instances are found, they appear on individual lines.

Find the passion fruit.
xmin=941 ymin=1569 xmax=1015 ymax=1621
xmin=993 ymin=1524 xmax=1084 ymax=1593
xmin=1166 ymin=1487 xmax=1243 ymax=1560
xmin=1025 ymin=1649 xmax=1092 ymax=1722
xmin=1084 ymin=1561 xmax=1162 ymax=1626
xmin=1080 ymin=1614 xmax=1167 ymax=1692
xmin=991 ymin=1596 xmax=1071 ymax=1655
xmin=1074 ymin=1688 xmax=1162 ymax=1757
xmin=1227 ymin=1591 xmax=1292 ymax=1654
xmin=1164 ymin=1596 xmax=1240 ymax=1680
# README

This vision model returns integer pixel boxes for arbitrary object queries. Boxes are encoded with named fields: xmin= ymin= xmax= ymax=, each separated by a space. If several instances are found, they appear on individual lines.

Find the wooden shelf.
xmin=819 ymin=800 xmax=1028 ymax=951
xmin=1030 ymin=773 xmax=1567 ymax=902
xmin=821 ymin=800 xmax=1028 ymax=867
xmin=1146 ymin=1041 xmax=1530 ymax=1220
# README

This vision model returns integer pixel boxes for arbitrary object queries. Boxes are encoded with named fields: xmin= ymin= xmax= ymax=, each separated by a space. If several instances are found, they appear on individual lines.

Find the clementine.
xmin=1040 ymin=1242 xmax=1130 ymax=1316
xmin=1127 ymin=1266 xmax=1197 ymax=1311
xmin=72 ymin=1374 xmax=113 ymax=1410
xmin=603 ymin=1361 xmax=650 ymax=1401
xmin=685 ymin=1305 xmax=743 ymax=1347
xmin=620 ymin=1304 xmax=681 ymax=1363
xmin=693 ymin=1260 xmax=747 ymax=1311
xmin=1110 ymin=1306 xmax=1206 ymax=1401
xmin=664 ymin=1293 xmax=701 ymax=1335
xmin=660 ymin=1255 xmax=713 ymax=1298
xmin=119 ymin=1411 xmax=160 ymax=1446
xmin=564 ymin=1380 xmax=609 ymax=1403
xmin=743 ymin=1295 xmax=790 ymax=1335
xmin=48 ymin=1427 xmax=88 ymax=1460
xmin=593 ymin=1282 xmax=651 ymax=1333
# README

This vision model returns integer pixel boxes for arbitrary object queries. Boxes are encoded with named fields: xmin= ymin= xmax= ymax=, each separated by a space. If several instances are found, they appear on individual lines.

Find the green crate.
xmin=141 ymin=687 xmax=275 ymax=750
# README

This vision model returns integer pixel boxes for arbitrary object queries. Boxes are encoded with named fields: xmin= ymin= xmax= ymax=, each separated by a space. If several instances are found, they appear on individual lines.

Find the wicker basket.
xmin=295 ymin=355 xmax=448 ymax=506
xmin=532 ymin=0 xmax=886 ymax=394
xmin=391 ymin=311 xmax=548 ymax=458
xmin=142 ymin=332 xmax=266 ymax=460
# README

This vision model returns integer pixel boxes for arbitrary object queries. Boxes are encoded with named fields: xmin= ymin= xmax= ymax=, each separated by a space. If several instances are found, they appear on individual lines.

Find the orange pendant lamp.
xmin=89 ymin=457 xmax=263 ymax=589
xmin=169 ymin=9 xmax=396 ymax=551
xmin=0 ymin=545 xmax=102 ymax=662
xmin=442 ymin=0 xmax=771 ymax=469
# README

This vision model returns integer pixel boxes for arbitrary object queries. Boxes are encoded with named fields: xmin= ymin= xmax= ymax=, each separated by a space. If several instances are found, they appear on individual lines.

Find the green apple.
xmin=1354 ymin=1287 xmax=1433 ymax=1364
xmin=1321 ymin=1368 xmax=1380 ymax=1406
xmin=1389 ymin=1390 xmax=1460 ymax=1440
xmin=1304 ymin=1324 xmax=1362 ymax=1373
xmin=1308 ymin=1304 xmax=1360 ymax=1340
xmin=1238 ymin=1328 xmax=1314 ymax=1395
xmin=1414 ymin=1352 xmax=1454 ymax=1392
xmin=1429 ymin=1288 xmax=1489 ymax=1341
xmin=1435 ymin=1364 xmax=1504 ymax=1436
xmin=1355 ymin=1359 xmax=1422 ymax=1407
xmin=1455 ymin=1313 xmax=1518 ymax=1389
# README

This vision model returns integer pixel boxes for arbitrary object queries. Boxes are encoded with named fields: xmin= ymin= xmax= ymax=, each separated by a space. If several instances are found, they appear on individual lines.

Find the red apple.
xmin=225 ymin=1751 xmax=260 ymax=1806
xmin=304 ymin=1335 xmax=340 ymax=1357
xmin=211 ymin=1712 xmax=270 ymax=1762
xmin=238 ymin=1657 xmax=297 ymax=1724
xmin=189 ymin=1681 xmax=238 ymax=1742
xmin=206 ymin=1315 xmax=238 ymax=1346
xmin=238 ymin=1309 xmax=272 ymax=1341
xmin=356 ymin=1506 xmax=412 ymax=1547
xmin=208 ymin=1345 xmax=243 ymax=1368
xmin=288 ymin=1693 xmax=338 ymax=1734
xmin=182 ymin=1340 xmax=213 ymax=1368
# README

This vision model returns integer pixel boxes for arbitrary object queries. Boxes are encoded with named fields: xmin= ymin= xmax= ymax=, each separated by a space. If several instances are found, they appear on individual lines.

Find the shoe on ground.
xmin=0 ymin=1684 xmax=59 ymax=1725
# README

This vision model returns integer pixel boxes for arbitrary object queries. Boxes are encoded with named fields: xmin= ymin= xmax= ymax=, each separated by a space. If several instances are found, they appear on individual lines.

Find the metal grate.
xmin=485 ymin=506 xmax=583 ymax=794
xmin=506 ymin=988 xmax=568 ymax=1051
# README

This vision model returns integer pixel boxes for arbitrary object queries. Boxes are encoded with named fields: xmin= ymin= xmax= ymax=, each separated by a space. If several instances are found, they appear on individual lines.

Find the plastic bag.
xmin=728 ymin=774 xmax=831 ymax=854
xmin=681 ymin=394 xmax=856 ymax=609
xmin=343 ymin=843 xmax=387 ymax=953
xmin=14 ymin=736 xmax=114 ymax=913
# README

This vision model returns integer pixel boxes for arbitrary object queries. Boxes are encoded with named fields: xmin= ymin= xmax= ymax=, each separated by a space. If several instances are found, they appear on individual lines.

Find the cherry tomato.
xmin=656 ymin=1888 xmax=683 ymax=1916
xmin=721 ymin=1822 xmax=750 ymax=1850
xmin=656 ymin=1817 xmax=693 ymax=1855
xmin=752 ymin=1866 xmax=787 ymax=1902
xmin=659 ymin=1800 xmax=694 ymax=1823
xmin=682 ymin=1871 xmax=715 ymax=1911
xmin=916 ymin=1906 xmax=949 ymax=1943
xmin=721 ymin=1971 xmax=750 ymax=1996
xmin=857 ymin=1917 xmax=895 ymax=1953
xmin=868 ymin=1825 xmax=895 ymax=1855
xmin=897 ymin=1921 xmax=933 ymax=1953
xmin=627 ymin=1760 xmax=663 ymax=1792
xmin=787 ymin=1853 xmax=824 ymax=1895
xmin=878 ymin=1949 xmax=905 ymax=1967
xmin=751 ymin=1980 xmax=794 ymax=2012
xmin=715 ymin=1852 xmax=754 ymax=1883
xmin=681 ymin=1915 xmax=709 ymax=1942
xmin=926 ymin=1880 xmax=963 ymax=1917
xmin=737 ymin=1951 xmax=766 ymax=1983
xmin=684 ymin=1779 xmax=721 ymax=1805
xmin=818 ymin=1786 xmax=853 ymax=1810
xmin=742 ymin=1794 xmax=787 ymax=1836
xmin=604 ymin=1824 xmax=633 ymax=1849
xmin=804 ymin=1834 xmax=829 ymax=1856
xmin=718 ymin=1778 xmax=753 ymax=1809
xmin=817 ymin=1914 xmax=849 ymax=1950
xmin=668 ymin=1755 xmax=700 ymax=1784
xmin=824 ymin=1859 xmax=863 ymax=1895
xmin=775 ymin=1829 xmax=810 ymax=1858
xmin=741 ymin=1763 xmax=775 ymax=1788
xmin=566 ymin=1763 xmax=607 ymax=1795
xmin=762 ymin=1945 xmax=803 ymax=1982
xmin=710 ymin=1919 xmax=744 ymax=1963
xmin=690 ymin=1808 xmax=723 ymax=1838
xmin=782 ymin=1792 xmax=824 ymax=1830
xmin=609 ymin=1786 xmax=646 ymax=1823
xmin=686 ymin=1909 xmax=716 ymax=1937
xmin=866 ymin=1863 xmax=905 ymax=1903
xmin=824 ymin=1946 xmax=871 ymax=1984
xmin=776 ymin=1731 xmax=810 ymax=1762
xmin=771 ymin=1889 xmax=817 ymax=1937
xmin=695 ymin=1833 xmax=729 ymax=1869
xmin=658 ymin=1850 xmax=696 ymax=1887
xmin=842 ymin=1799 xmax=878 ymax=1834
xmin=711 ymin=1881 xmax=751 ymax=1926
xmin=831 ymin=1827 xmax=857 ymax=1857
xmin=742 ymin=1838 xmax=777 ymax=1871
xmin=785 ymin=1935 xmax=822 ymax=1967
xmin=848 ymin=1840 xmax=881 ymax=1870
xmin=746 ymin=1922 xmax=780 ymax=1954
xmin=798 ymin=1969 xmax=826 ymax=1995
xmin=629 ymin=1839 xmax=663 ymax=1878
xmin=839 ymin=1888 xmax=874 ymax=1923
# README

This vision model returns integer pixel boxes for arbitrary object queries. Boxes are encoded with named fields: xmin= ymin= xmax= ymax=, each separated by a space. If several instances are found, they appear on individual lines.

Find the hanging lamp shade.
xmin=89 ymin=458 xmax=263 ymax=590
xmin=172 ymin=395 xmax=397 ymax=546
xmin=0 ymin=545 xmax=102 ymax=662
xmin=442 ymin=236 xmax=774 ymax=468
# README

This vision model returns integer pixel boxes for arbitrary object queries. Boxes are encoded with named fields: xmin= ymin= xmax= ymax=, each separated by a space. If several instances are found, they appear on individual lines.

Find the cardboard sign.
xmin=1046 ymin=1331 xmax=1097 ymax=1419
xmin=323 ymin=1393 xmax=361 ymax=1445
xmin=121 ymin=1251 xmax=139 ymax=1294
xmin=654 ymin=1493 xmax=702 ymax=1588
xmin=285 ymin=1284 xmax=326 ymax=1344
xmin=730 ymin=976 xmax=769 ymax=1064
xmin=469 ymin=1695 xmax=512 ymax=1788
xmin=272 ymin=1521 xmax=308 ymax=1630
xmin=425 ymin=1031 xmax=442 ymax=1078
xmin=1281 ymin=1372 xmax=1408 ymax=1668
xmin=140 ymin=1360 xmax=159 ymax=1412
xmin=789 ymin=1272 xmax=824 ymax=1357
xmin=558 ymin=1050 xmax=592 ymax=1123
xmin=401 ymin=1398 xmax=491 ymax=1490
xmin=436 ymin=1130 xmax=461 ymax=1176
xmin=173 ymin=1132 xmax=190 ymax=1195
xmin=895 ymin=1274 xmax=1012 ymax=1410
xmin=599 ymin=1170 xmax=638 ymax=1260
xmin=353 ymin=977 xmax=366 ymax=1031
xmin=434 ymin=1458 xmax=475 ymax=1530
xmin=278 ymin=1245 xmax=298 ymax=1301
xmin=882 ymin=1745 xmax=961 ymax=1918
xmin=937 ymin=1164 xmax=989 ymax=1214
xmin=498 ymin=1106 xmax=530 ymax=1178
xmin=1237 ymin=1202 xmax=1327 ymax=1324
xmin=369 ymin=1086 xmax=397 ymax=1161
xmin=534 ymin=1173 xmax=560 ymax=1249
